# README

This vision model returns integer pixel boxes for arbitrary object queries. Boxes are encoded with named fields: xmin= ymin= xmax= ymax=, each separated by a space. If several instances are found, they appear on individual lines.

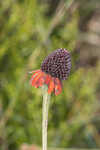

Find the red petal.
xmin=30 ymin=70 xmax=41 ymax=83
xmin=35 ymin=72 xmax=46 ymax=87
xmin=31 ymin=71 xmax=42 ymax=87
xmin=30 ymin=71 xmax=62 ymax=95
xmin=48 ymin=77 xmax=55 ymax=94
xmin=54 ymin=78 xmax=62 ymax=96
xmin=45 ymin=74 xmax=51 ymax=86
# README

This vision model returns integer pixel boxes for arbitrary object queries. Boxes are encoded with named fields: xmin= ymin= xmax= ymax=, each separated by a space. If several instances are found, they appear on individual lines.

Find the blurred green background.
xmin=0 ymin=0 xmax=100 ymax=150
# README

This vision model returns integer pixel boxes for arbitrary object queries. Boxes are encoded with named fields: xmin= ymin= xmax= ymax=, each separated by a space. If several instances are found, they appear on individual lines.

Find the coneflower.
xmin=30 ymin=48 xmax=71 ymax=150
xmin=30 ymin=48 xmax=71 ymax=95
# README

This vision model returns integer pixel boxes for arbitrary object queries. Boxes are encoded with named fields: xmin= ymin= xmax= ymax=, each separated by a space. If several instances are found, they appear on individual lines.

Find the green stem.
xmin=42 ymin=85 xmax=51 ymax=150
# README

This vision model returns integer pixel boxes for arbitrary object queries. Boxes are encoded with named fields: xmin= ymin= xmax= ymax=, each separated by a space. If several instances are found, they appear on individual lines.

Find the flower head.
xmin=30 ymin=48 xmax=71 ymax=95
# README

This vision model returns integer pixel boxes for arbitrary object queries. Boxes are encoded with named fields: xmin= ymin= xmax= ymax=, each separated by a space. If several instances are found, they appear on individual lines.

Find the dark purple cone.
xmin=41 ymin=48 xmax=71 ymax=80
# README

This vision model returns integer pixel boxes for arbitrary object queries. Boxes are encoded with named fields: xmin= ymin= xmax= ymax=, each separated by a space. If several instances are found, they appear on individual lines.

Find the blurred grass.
xmin=48 ymin=149 xmax=99 ymax=150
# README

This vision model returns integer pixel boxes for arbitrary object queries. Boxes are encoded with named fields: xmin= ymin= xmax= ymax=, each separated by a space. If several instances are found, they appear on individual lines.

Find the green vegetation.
xmin=0 ymin=0 xmax=100 ymax=149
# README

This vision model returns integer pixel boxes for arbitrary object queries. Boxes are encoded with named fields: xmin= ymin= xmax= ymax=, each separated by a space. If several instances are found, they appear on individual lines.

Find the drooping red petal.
xmin=54 ymin=78 xmax=62 ymax=96
xmin=30 ymin=70 xmax=41 ymax=83
xmin=35 ymin=72 xmax=46 ymax=88
xmin=48 ymin=77 xmax=55 ymax=94
xmin=30 ymin=70 xmax=62 ymax=95
xmin=31 ymin=70 xmax=42 ymax=87
xmin=30 ymin=70 xmax=47 ymax=88
xmin=45 ymin=74 xmax=51 ymax=86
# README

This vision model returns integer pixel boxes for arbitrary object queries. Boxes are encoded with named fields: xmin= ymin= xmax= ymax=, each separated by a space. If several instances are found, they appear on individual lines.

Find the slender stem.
xmin=42 ymin=85 xmax=51 ymax=150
